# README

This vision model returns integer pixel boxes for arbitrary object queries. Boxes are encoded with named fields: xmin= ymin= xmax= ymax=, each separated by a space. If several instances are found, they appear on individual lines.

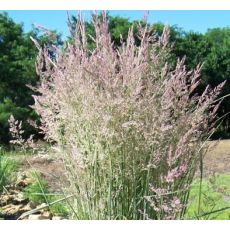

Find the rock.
xmin=17 ymin=172 xmax=27 ymax=181
xmin=17 ymin=192 xmax=25 ymax=200
xmin=0 ymin=192 xmax=28 ymax=206
xmin=28 ymin=214 xmax=51 ymax=220
xmin=24 ymin=177 xmax=34 ymax=185
xmin=20 ymin=203 xmax=33 ymax=212
xmin=42 ymin=211 xmax=53 ymax=219
xmin=2 ymin=204 xmax=24 ymax=213
xmin=16 ymin=180 xmax=28 ymax=188
xmin=15 ymin=172 xmax=33 ymax=188
xmin=12 ymin=197 xmax=29 ymax=205
xmin=28 ymin=201 xmax=37 ymax=209
xmin=1 ymin=204 xmax=26 ymax=219
xmin=0 ymin=171 xmax=59 ymax=220
xmin=0 ymin=195 xmax=14 ymax=206
xmin=4 ymin=184 xmax=16 ymax=191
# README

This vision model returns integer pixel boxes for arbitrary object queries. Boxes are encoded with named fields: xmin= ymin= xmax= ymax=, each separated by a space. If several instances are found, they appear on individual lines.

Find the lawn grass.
xmin=186 ymin=174 xmax=230 ymax=220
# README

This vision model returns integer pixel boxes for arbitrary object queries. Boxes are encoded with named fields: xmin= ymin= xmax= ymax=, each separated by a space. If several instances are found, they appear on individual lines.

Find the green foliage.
xmin=108 ymin=16 xmax=132 ymax=45
xmin=210 ymin=174 xmax=230 ymax=196
xmin=0 ymin=98 xmax=35 ymax=143
xmin=1 ymin=11 xmax=230 ymax=143
xmin=69 ymin=13 xmax=133 ymax=50
xmin=0 ymin=13 xmax=37 ymax=106
xmin=203 ymin=28 xmax=230 ymax=136
xmin=0 ymin=12 xmax=39 ymax=144
xmin=173 ymin=27 xmax=230 ymax=137
xmin=0 ymin=148 xmax=18 ymax=192
xmin=186 ymin=175 xmax=230 ymax=220
xmin=69 ymin=13 xmax=183 ymax=49
xmin=23 ymin=171 xmax=68 ymax=217
xmin=23 ymin=171 xmax=49 ymax=204
xmin=0 ymin=12 xmax=63 ymax=145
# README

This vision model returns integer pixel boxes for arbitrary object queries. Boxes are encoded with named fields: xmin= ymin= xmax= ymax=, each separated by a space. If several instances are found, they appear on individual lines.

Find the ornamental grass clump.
xmin=31 ymin=12 xmax=225 ymax=219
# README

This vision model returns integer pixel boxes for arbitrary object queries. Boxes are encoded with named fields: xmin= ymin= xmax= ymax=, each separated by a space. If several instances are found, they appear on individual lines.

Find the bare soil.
xmin=16 ymin=140 xmax=230 ymax=191
xmin=203 ymin=140 xmax=230 ymax=176
xmin=19 ymin=154 xmax=67 ymax=192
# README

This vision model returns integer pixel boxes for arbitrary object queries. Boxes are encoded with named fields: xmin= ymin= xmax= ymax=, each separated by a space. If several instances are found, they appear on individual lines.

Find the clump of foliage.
xmin=23 ymin=171 xmax=68 ymax=217
xmin=0 ymin=148 xmax=18 ymax=192
xmin=31 ymin=12 xmax=225 ymax=219
xmin=22 ymin=171 xmax=49 ymax=204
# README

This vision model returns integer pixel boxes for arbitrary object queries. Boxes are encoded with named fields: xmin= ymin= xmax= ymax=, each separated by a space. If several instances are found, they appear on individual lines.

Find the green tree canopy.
xmin=0 ymin=12 xmax=63 ymax=144
xmin=1 ymin=12 xmax=230 ymax=143
xmin=172 ymin=27 xmax=230 ymax=137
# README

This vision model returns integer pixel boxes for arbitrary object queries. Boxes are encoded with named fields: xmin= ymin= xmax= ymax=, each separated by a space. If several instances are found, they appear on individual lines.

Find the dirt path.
xmin=203 ymin=140 xmax=230 ymax=176
xmin=16 ymin=140 xmax=230 ymax=191
xmin=19 ymin=154 xmax=66 ymax=192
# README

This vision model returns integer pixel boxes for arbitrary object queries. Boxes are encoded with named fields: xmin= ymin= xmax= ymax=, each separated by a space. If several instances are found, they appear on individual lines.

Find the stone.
xmin=0 ymin=195 xmax=14 ymax=206
xmin=28 ymin=201 xmax=37 ymax=209
xmin=12 ymin=197 xmax=29 ymax=205
xmin=17 ymin=172 xmax=27 ymax=181
xmin=17 ymin=192 xmax=25 ymax=200
xmin=1 ymin=204 xmax=25 ymax=219
xmin=20 ymin=203 xmax=33 ymax=212
xmin=28 ymin=214 xmax=51 ymax=220
xmin=2 ymin=204 xmax=24 ymax=213
xmin=15 ymin=172 xmax=33 ymax=188
xmin=16 ymin=180 xmax=28 ymax=188
xmin=42 ymin=211 xmax=52 ymax=219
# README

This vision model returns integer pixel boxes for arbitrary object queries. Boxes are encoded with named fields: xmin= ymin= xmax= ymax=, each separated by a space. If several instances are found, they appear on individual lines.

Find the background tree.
xmin=1 ymin=12 xmax=230 ymax=144
xmin=203 ymin=28 xmax=230 ymax=137
xmin=173 ymin=28 xmax=230 ymax=137
xmin=0 ymin=12 xmax=62 ymax=144
xmin=0 ymin=13 xmax=37 ymax=144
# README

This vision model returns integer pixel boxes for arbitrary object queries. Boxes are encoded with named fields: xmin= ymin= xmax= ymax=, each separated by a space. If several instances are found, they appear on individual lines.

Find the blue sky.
xmin=1 ymin=11 xmax=230 ymax=38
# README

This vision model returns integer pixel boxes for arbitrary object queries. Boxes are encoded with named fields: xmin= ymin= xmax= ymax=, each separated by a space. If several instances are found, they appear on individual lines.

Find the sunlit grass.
xmin=186 ymin=174 xmax=230 ymax=220
xmin=0 ymin=148 xmax=18 ymax=192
